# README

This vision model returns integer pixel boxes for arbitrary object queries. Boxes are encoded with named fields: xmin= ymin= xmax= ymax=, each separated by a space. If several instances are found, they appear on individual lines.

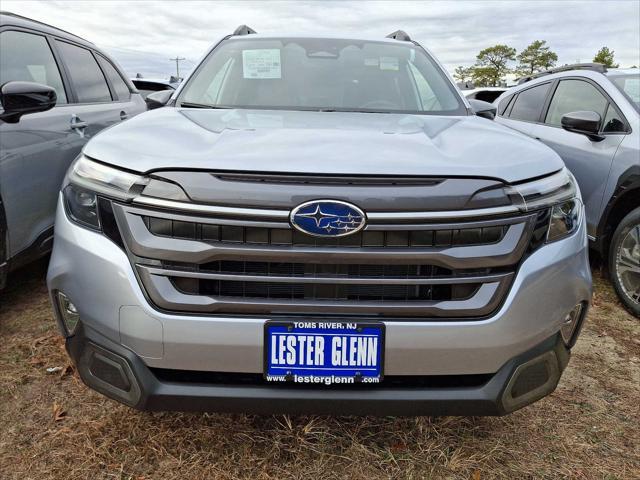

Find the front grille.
xmin=143 ymin=216 xmax=507 ymax=248
xmin=112 ymin=199 xmax=538 ymax=319
xmin=166 ymin=260 xmax=483 ymax=302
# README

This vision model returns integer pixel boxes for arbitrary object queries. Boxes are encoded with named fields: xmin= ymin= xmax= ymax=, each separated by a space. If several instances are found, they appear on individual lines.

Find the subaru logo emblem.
xmin=290 ymin=200 xmax=366 ymax=237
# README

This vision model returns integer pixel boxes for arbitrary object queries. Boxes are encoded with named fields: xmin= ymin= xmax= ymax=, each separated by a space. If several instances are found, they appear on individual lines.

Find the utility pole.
xmin=170 ymin=57 xmax=186 ymax=79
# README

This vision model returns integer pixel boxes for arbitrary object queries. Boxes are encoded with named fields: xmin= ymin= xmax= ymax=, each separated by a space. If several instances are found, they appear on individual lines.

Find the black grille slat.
xmin=170 ymin=260 xmax=464 ymax=279
xmin=172 ymin=278 xmax=478 ymax=302
xmin=143 ymin=216 xmax=508 ymax=249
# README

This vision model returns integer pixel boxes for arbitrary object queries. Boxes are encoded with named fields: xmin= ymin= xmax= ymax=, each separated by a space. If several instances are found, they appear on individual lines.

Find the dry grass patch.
xmin=1 ymin=261 xmax=639 ymax=479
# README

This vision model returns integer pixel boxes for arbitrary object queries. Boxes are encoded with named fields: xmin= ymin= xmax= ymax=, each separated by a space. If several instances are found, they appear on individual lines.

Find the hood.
xmin=84 ymin=107 xmax=563 ymax=183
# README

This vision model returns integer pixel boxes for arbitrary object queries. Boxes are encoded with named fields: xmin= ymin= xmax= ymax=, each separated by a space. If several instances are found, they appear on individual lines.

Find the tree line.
xmin=454 ymin=42 xmax=621 ymax=87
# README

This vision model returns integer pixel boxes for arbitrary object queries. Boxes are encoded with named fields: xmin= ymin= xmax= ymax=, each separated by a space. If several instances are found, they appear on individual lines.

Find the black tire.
xmin=609 ymin=206 xmax=640 ymax=317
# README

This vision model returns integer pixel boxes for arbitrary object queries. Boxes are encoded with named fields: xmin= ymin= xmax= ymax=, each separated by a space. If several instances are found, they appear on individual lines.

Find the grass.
xmin=1 ymin=259 xmax=639 ymax=479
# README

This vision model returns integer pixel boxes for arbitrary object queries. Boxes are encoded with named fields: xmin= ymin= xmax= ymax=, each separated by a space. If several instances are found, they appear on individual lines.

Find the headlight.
xmin=63 ymin=184 xmax=100 ymax=229
xmin=547 ymin=198 xmax=581 ymax=242
xmin=63 ymin=155 xmax=190 ymax=231
xmin=506 ymin=168 xmax=582 ymax=243
xmin=66 ymin=155 xmax=149 ymax=200
xmin=506 ymin=168 xmax=577 ymax=211
xmin=62 ymin=155 xmax=149 ymax=230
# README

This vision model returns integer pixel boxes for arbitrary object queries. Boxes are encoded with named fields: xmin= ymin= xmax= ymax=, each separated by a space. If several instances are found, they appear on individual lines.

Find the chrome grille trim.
xmin=139 ymin=270 xmax=509 ymax=317
xmin=133 ymin=195 xmax=522 ymax=221
xmin=133 ymin=196 xmax=290 ymax=220
xmin=138 ymin=265 xmax=512 ymax=286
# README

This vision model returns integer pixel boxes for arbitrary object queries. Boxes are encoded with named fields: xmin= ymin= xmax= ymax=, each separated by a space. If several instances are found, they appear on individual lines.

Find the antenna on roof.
xmin=233 ymin=25 xmax=257 ymax=36
xmin=386 ymin=30 xmax=411 ymax=42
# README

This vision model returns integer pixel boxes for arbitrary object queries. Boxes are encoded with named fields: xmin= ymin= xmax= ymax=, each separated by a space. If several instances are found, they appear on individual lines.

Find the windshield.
xmin=178 ymin=38 xmax=466 ymax=115
xmin=610 ymin=73 xmax=640 ymax=112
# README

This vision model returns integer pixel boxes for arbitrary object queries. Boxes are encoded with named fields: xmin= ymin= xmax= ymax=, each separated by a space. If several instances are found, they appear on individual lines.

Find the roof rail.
xmin=386 ymin=30 xmax=412 ymax=42
xmin=233 ymin=25 xmax=257 ymax=36
xmin=517 ymin=63 xmax=607 ymax=84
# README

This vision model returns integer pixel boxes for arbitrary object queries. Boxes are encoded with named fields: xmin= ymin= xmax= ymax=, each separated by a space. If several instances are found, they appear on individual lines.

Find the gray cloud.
xmin=3 ymin=0 xmax=639 ymax=79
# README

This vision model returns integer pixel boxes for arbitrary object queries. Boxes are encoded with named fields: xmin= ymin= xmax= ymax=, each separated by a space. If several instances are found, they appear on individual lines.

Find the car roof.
xmin=0 ymin=11 xmax=94 ymax=47
xmin=606 ymin=68 xmax=640 ymax=77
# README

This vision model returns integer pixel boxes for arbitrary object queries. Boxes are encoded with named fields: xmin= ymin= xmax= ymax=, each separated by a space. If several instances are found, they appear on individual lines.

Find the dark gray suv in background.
xmin=0 ymin=12 xmax=145 ymax=288
xmin=495 ymin=64 xmax=639 ymax=316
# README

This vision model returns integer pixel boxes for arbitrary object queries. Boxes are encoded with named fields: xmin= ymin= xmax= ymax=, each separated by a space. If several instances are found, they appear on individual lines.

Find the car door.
xmin=0 ymin=28 xmax=84 ymax=262
xmin=527 ymin=78 xmax=627 ymax=237
xmin=495 ymin=82 xmax=553 ymax=137
xmin=53 ymin=40 xmax=130 ymax=139
xmin=95 ymin=53 xmax=145 ymax=119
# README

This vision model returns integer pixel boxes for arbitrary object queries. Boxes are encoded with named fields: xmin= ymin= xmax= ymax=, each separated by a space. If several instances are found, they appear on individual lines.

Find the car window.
xmin=180 ymin=38 xmax=465 ymax=115
xmin=97 ymin=55 xmax=130 ymax=101
xmin=609 ymin=74 xmax=640 ymax=113
xmin=601 ymin=104 xmax=626 ymax=133
xmin=407 ymin=62 xmax=441 ymax=110
xmin=203 ymin=57 xmax=234 ymax=104
xmin=56 ymin=41 xmax=112 ymax=103
xmin=497 ymin=94 xmax=514 ymax=116
xmin=545 ymin=79 xmax=608 ymax=126
xmin=0 ymin=30 xmax=68 ymax=104
xmin=507 ymin=83 xmax=551 ymax=122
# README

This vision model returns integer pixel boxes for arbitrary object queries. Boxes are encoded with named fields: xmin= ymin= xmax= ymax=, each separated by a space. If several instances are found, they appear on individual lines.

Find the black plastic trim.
xmin=594 ymin=166 xmax=640 ymax=252
xmin=66 ymin=325 xmax=569 ymax=416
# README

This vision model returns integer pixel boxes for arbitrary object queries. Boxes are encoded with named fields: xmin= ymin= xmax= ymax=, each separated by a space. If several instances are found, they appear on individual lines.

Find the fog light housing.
xmin=56 ymin=291 xmax=80 ymax=336
xmin=560 ymin=303 xmax=584 ymax=347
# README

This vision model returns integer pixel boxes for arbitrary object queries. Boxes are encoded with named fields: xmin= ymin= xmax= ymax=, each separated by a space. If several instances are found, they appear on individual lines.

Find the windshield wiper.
xmin=179 ymin=102 xmax=233 ymax=109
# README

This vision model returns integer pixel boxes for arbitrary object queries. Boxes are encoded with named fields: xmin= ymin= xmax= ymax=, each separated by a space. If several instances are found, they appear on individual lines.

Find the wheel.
xmin=609 ymin=206 xmax=640 ymax=317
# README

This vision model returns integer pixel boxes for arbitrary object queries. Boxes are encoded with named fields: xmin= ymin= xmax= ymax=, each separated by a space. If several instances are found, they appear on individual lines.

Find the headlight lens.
xmin=63 ymin=184 xmax=100 ymax=229
xmin=506 ymin=168 xmax=577 ymax=211
xmin=63 ymin=155 xmax=148 ymax=231
xmin=66 ymin=155 xmax=149 ymax=200
xmin=547 ymin=198 xmax=581 ymax=242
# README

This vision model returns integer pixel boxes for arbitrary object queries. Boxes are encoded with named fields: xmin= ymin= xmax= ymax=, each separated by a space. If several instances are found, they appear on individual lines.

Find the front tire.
xmin=609 ymin=207 xmax=640 ymax=317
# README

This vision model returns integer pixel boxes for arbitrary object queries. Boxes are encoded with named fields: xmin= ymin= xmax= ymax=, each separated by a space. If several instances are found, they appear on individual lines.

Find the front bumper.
xmin=68 ymin=323 xmax=571 ymax=415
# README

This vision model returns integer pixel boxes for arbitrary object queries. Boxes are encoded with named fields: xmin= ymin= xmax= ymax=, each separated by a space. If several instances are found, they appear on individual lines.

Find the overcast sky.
xmin=4 ymin=0 xmax=639 ymax=79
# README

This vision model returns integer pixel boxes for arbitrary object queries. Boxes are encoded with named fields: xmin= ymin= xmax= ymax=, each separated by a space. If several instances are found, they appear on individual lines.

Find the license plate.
xmin=264 ymin=320 xmax=384 ymax=385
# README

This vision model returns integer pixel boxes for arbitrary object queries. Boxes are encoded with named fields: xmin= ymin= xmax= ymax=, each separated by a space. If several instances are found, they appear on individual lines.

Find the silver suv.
xmin=495 ymin=64 xmax=639 ymax=316
xmin=47 ymin=27 xmax=592 ymax=415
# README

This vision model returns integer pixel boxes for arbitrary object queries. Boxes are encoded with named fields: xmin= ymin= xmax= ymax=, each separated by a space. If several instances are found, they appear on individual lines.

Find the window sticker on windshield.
xmin=364 ymin=57 xmax=379 ymax=67
xmin=242 ymin=49 xmax=281 ymax=79
xmin=379 ymin=57 xmax=399 ymax=71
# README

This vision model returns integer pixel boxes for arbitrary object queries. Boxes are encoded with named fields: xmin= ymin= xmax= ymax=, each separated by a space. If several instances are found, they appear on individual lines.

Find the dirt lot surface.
xmin=1 ymin=259 xmax=639 ymax=479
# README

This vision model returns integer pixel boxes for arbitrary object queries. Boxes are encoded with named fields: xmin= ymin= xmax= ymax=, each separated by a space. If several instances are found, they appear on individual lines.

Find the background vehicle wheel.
xmin=609 ymin=207 xmax=640 ymax=317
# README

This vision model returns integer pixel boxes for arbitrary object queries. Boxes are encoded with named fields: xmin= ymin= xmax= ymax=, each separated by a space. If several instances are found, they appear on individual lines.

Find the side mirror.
xmin=468 ymin=99 xmax=497 ymax=120
xmin=561 ymin=111 xmax=604 ymax=141
xmin=145 ymin=89 xmax=173 ymax=110
xmin=0 ymin=81 xmax=56 ymax=123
